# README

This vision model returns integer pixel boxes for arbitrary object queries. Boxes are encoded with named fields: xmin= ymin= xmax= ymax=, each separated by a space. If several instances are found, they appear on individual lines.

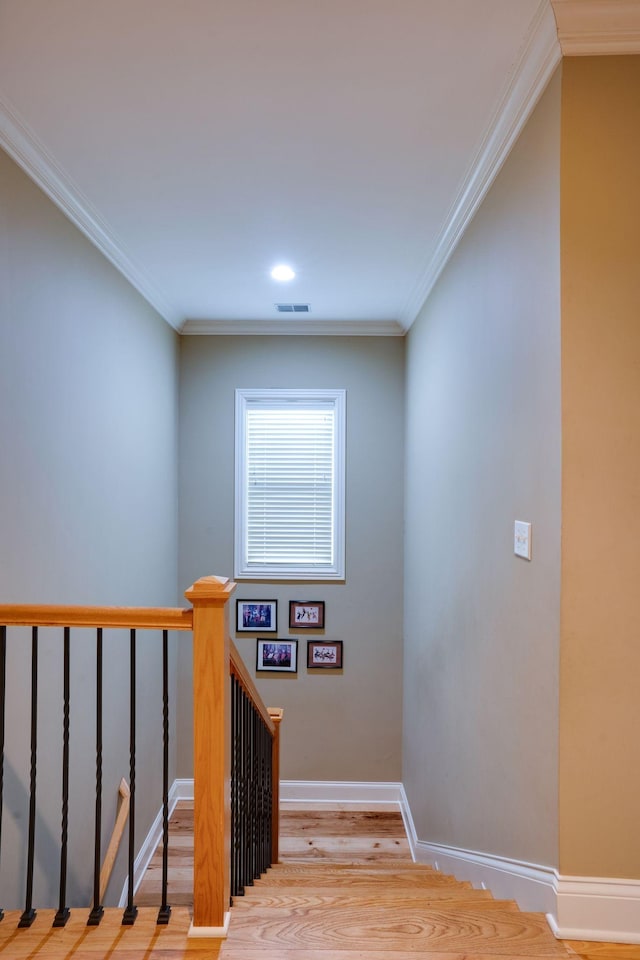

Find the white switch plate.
xmin=514 ymin=521 xmax=531 ymax=560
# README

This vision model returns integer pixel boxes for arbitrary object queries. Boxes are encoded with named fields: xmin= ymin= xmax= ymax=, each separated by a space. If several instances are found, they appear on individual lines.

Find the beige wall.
xmin=403 ymin=73 xmax=562 ymax=868
xmin=559 ymin=56 xmax=640 ymax=879
xmin=0 ymin=148 xmax=180 ymax=907
xmin=178 ymin=335 xmax=405 ymax=782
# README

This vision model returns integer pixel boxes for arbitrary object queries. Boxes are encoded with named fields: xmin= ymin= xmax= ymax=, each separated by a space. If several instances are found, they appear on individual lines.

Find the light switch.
xmin=514 ymin=521 xmax=531 ymax=560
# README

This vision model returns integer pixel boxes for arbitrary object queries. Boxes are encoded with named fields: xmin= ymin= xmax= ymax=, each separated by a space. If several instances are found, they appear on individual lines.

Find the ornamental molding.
xmin=551 ymin=1 xmax=640 ymax=55
xmin=399 ymin=0 xmax=561 ymax=329
xmin=181 ymin=318 xmax=405 ymax=337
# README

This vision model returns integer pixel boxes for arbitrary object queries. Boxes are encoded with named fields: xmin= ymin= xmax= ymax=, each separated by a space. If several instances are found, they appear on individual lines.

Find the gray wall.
xmin=403 ymin=73 xmax=561 ymax=868
xmin=0 ymin=148 xmax=180 ymax=907
xmin=178 ymin=335 xmax=404 ymax=782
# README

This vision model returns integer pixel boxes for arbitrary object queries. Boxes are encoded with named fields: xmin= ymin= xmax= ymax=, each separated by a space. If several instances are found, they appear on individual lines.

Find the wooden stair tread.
xmin=231 ymin=895 xmax=519 ymax=912
xmin=564 ymin=943 xmax=640 ymax=960
xmin=225 ymin=904 xmax=568 ymax=955
xmin=252 ymin=876 xmax=472 ymax=890
xmin=266 ymin=861 xmax=447 ymax=874
xmin=219 ymin=950 xmax=569 ymax=960
xmin=258 ymin=868 xmax=467 ymax=887
xmin=235 ymin=888 xmax=499 ymax=904
xmin=278 ymin=811 xmax=412 ymax=862
xmin=279 ymin=843 xmax=412 ymax=860
xmin=279 ymin=811 xmax=407 ymax=838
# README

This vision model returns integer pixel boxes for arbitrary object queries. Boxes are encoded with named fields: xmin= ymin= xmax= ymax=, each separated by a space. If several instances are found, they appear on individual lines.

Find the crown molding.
xmin=181 ymin=318 xmax=405 ymax=336
xmin=399 ymin=0 xmax=561 ymax=331
xmin=551 ymin=1 xmax=640 ymax=55
xmin=0 ymin=94 xmax=182 ymax=331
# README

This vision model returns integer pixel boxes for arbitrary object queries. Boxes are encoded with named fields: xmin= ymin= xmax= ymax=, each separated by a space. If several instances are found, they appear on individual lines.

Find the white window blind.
xmin=235 ymin=389 xmax=345 ymax=580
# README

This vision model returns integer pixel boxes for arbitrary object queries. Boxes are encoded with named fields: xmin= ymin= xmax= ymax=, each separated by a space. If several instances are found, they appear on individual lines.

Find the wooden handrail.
xmin=230 ymin=639 xmax=275 ymax=736
xmin=0 ymin=605 xmax=193 ymax=631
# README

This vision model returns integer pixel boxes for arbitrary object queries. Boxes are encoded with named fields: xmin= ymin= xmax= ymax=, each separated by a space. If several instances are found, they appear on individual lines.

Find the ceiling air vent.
xmin=275 ymin=303 xmax=311 ymax=313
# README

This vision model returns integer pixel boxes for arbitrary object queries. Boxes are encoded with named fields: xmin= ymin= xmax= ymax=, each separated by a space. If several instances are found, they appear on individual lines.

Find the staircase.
xmin=0 ymin=805 xmax=610 ymax=958
xmin=219 ymin=807 xmax=572 ymax=958
xmin=222 ymin=861 xmax=569 ymax=958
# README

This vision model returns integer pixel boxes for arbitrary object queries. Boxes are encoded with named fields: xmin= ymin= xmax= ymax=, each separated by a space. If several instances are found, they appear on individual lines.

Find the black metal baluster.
xmin=19 ymin=627 xmax=38 ymax=928
xmin=88 ymin=628 xmax=104 ymax=926
xmin=230 ymin=675 xmax=237 ymax=900
xmin=262 ymin=719 xmax=268 ymax=874
xmin=0 ymin=626 xmax=6 ymax=922
xmin=235 ymin=676 xmax=239 ymax=899
xmin=240 ymin=688 xmax=248 ymax=895
xmin=266 ymin=720 xmax=273 ymax=868
xmin=244 ymin=690 xmax=251 ymax=892
xmin=255 ymin=714 xmax=262 ymax=879
xmin=122 ymin=629 xmax=138 ymax=925
xmin=238 ymin=688 xmax=243 ymax=894
xmin=255 ymin=709 xmax=261 ymax=881
xmin=53 ymin=628 xmax=71 ymax=927
xmin=235 ymin=679 xmax=243 ymax=896
xmin=236 ymin=687 xmax=242 ymax=897
xmin=237 ymin=681 xmax=246 ymax=897
xmin=268 ymin=719 xmax=273 ymax=867
xmin=261 ymin=718 xmax=268 ymax=875
xmin=249 ymin=704 xmax=257 ymax=885
xmin=237 ymin=685 xmax=243 ymax=897
xmin=252 ymin=707 xmax=260 ymax=880
xmin=157 ymin=630 xmax=171 ymax=925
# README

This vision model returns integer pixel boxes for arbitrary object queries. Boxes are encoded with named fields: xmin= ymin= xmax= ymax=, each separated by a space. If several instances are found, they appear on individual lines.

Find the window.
xmin=235 ymin=389 xmax=345 ymax=580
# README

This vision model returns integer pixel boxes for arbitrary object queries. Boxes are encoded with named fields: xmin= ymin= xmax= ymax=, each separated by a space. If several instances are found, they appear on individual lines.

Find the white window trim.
xmin=234 ymin=388 xmax=346 ymax=581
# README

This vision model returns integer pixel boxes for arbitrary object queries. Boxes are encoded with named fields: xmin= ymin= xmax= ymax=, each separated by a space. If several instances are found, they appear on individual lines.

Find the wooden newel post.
xmin=184 ymin=575 xmax=236 ymax=937
xmin=267 ymin=707 xmax=284 ymax=864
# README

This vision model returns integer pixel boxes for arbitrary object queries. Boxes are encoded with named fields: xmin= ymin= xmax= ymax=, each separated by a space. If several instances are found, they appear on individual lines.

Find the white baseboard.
xmin=171 ymin=777 xmax=194 ymax=801
xmin=166 ymin=778 xmax=405 ymax=806
xmin=414 ymin=839 xmax=557 ymax=915
xmin=399 ymin=785 xmax=555 ymax=914
xmin=118 ymin=779 xmax=184 ymax=907
xmin=280 ymin=780 xmax=404 ymax=805
xmin=548 ymin=875 xmax=640 ymax=944
xmin=398 ymin=783 xmax=419 ymax=859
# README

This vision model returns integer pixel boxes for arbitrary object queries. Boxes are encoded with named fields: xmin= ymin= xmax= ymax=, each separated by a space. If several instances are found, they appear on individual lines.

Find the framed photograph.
xmin=289 ymin=601 xmax=325 ymax=629
xmin=236 ymin=600 xmax=277 ymax=633
xmin=256 ymin=639 xmax=298 ymax=673
xmin=307 ymin=640 xmax=343 ymax=670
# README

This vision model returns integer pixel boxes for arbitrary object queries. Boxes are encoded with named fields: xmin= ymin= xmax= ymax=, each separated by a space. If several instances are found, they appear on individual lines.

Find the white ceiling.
xmin=0 ymin=1 xmax=568 ymax=333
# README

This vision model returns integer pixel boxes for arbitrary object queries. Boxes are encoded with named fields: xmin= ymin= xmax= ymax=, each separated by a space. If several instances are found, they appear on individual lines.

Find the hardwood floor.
xmin=1 ymin=802 xmax=639 ymax=959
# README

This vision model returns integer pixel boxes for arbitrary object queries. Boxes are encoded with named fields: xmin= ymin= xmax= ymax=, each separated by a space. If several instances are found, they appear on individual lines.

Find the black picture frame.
xmin=236 ymin=599 xmax=278 ymax=633
xmin=256 ymin=639 xmax=298 ymax=673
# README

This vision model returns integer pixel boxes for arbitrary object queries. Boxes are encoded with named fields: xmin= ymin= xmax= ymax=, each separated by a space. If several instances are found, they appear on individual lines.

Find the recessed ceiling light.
xmin=271 ymin=264 xmax=295 ymax=282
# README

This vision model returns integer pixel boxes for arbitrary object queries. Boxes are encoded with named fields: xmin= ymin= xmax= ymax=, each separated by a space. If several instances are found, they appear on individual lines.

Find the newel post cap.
xmin=184 ymin=575 xmax=237 ymax=606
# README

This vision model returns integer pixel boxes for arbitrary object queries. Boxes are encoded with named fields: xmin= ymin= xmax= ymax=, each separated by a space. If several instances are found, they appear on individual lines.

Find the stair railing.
xmin=229 ymin=639 xmax=282 ymax=900
xmin=0 ymin=574 xmax=282 ymax=939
